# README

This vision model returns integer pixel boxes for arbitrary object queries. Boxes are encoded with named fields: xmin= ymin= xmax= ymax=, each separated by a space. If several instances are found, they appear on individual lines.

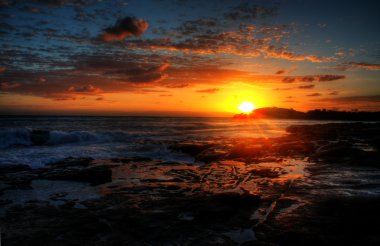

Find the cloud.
xmin=126 ymin=23 xmax=326 ymax=63
xmin=320 ymin=95 xmax=380 ymax=103
xmin=0 ymin=82 xmax=20 ymax=90
xmin=307 ymin=93 xmax=321 ymax=97
xmin=276 ymin=66 xmax=297 ymax=75
xmin=95 ymin=97 xmax=104 ymax=101
xmin=264 ymin=45 xmax=325 ymax=62
xmin=67 ymin=84 xmax=102 ymax=94
xmin=343 ymin=62 xmax=380 ymax=71
xmin=282 ymin=74 xmax=345 ymax=83
xmin=316 ymin=75 xmax=345 ymax=82
xmin=100 ymin=17 xmax=149 ymax=42
xmin=273 ymin=87 xmax=292 ymax=91
xmin=33 ymin=0 xmax=67 ymax=6
xmin=298 ymin=84 xmax=315 ymax=89
xmin=224 ymin=3 xmax=276 ymax=21
xmin=176 ymin=18 xmax=217 ymax=35
xmin=298 ymin=76 xmax=315 ymax=82
xmin=314 ymin=95 xmax=380 ymax=110
xmin=0 ymin=66 xmax=6 ymax=73
xmin=195 ymin=88 xmax=219 ymax=93
xmin=282 ymin=77 xmax=296 ymax=83
xmin=107 ymin=63 xmax=169 ymax=83
xmin=328 ymin=91 xmax=339 ymax=95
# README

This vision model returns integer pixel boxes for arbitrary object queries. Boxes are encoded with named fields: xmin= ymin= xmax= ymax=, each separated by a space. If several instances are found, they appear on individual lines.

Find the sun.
xmin=238 ymin=102 xmax=255 ymax=113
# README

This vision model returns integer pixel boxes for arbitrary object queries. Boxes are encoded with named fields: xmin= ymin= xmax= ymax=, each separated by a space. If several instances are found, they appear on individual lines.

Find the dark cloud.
xmin=317 ymin=75 xmax=345 ymax=82
xmin=328 ymin=91 xmax=339 ymax=95
xmin=106 ymin=63 xmax=169 ymax=83
xmin=0 ymin=82 xmax=20 ymax=90
xmin=343 ymin=62 xmax=380 ymax=71
xmin=314 ymin=95 xmax=380 ymax=111
xmin=282 ymin=77 xmax=296 ymax=83
xmin=224 ymin=3 xmax=276 ymax=21
xmin=282 ymin=75 xmax=345 ymax=83
xmin=299 ymin=76 xmax=314 ymax=82
xmin=320 ymin=95 xmax=380 ymax=103
xmin=275 ymin=70 xmax=285 ymax=75
xmin=95 ymin=97 xmax=104 ymax=101
xmin=298 ymin=84 xmax=315 ymax=89
xmin=307 ymin=93 xmax=321 ymax=97
xmin=273 ymin=87 xmax=292 ymax=91
xmin=176 ymin=18 xmax=217 ymax=35
xmin=33 ymin=0 xmax=67 ymax=6
xmin=100 ymin=17 xmax=149 ymax=42
xmin=195 ymin=88 xmax=219 ymax=93
xmin=67 ymin=84 xmax=102 ymax=94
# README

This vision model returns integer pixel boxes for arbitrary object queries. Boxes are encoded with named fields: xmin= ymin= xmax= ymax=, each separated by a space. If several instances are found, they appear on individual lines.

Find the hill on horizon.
xmin=233 ymin=107 xmax=380 ymax=121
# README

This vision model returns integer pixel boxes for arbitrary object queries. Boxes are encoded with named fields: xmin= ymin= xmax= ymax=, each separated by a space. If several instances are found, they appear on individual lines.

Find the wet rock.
xmin=30 ymin=130 xmax=50 ymax=145
xmin=250 ymin=168 xmax=281 ymax=178
xmin=314 ymin=142 xmax=363 ymax=160
xmin=0 ymin=199 xmax=12 ymax=206
xmin=142 ymin=178 xmax=184 ymax=183
xmin=59 ymin=200 xmax=76 ymax=209
xmin=48 ymin=157 xmax=93 ymax=167
xmin=171 ymin=142 xmax=214 ymax=156
xmin=40 ymin=165 xmax=112 ymax=185
xmin=195 ymin=148 xmax=227 ymax=163
xmin=272 ymin=141 xmax=315 ymax=156
xmin=186 ymin=192 xmax=261 ymax=224
xmin=130 ymin=156 xmax=153 ymax=162
xmin=3 ymin=171 xmax=36 ymax=186
xmin=228 ymin=144 xmax=264 ymax=159
xmin=159 ymin=160 xmax=182 ymax=165
xmin=0 ymin=164 xmax=31 ymax=173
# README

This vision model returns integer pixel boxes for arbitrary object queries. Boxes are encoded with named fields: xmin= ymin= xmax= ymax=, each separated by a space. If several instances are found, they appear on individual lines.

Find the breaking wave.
xmin=0 ymin=128 xmax=140 ymax=149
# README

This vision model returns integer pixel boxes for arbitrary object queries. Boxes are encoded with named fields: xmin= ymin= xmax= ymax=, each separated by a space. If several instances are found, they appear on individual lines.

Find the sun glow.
xmin=238 ymin=102 xmax=255 ymax=113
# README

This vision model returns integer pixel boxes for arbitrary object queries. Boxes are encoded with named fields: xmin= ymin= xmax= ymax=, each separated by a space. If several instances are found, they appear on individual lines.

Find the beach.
xmin=1 ymin=117 xmax=380 ymax=245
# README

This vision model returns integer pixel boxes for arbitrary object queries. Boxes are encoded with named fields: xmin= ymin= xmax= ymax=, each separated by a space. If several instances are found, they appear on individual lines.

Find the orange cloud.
xmin=195 ymin=88 xmax=220 ymax=93
xmin=264 ymin=46 xmax=324 ymax=62
xmin=298 ymin=84 xmax=314 ymax=89
xmin=307 ymin=93 xmax=321 ymax=97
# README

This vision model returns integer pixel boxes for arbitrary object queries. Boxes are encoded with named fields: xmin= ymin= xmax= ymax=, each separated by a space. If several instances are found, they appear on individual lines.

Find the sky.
xmin=0 ymin=0 xmax=379 ymax=116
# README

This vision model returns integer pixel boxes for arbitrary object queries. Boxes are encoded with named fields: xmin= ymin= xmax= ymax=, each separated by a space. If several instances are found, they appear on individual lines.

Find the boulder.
xmin=40 ymin=165 xmax=112 ymax=185
xmin=30 ymin=130 xmax=50 ymax=145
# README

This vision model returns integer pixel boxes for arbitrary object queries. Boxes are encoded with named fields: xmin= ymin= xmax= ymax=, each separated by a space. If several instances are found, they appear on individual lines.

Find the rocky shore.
xmin=1 ymin=123 xmax=380 ymax=245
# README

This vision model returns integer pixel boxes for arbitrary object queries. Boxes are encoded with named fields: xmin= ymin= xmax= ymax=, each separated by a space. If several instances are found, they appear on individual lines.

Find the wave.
xmin=0 ymin=128 xmax=140 ymax=149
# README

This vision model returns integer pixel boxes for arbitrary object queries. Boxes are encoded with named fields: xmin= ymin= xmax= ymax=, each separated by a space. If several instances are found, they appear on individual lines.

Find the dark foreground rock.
xmin=1 ymin=123 xmax=380 ymax=245
xmin=40 ymin=165 xmax=112 ymax=185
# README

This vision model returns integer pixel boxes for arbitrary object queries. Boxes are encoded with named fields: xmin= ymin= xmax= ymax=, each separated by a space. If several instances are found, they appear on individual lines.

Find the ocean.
xmin=0 ymin=116 xmax=354 ymax=168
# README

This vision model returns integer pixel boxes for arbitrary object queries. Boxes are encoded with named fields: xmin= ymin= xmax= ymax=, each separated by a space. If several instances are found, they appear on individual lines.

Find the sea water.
xmin=0 ymin=116 xmax=353 ymax=168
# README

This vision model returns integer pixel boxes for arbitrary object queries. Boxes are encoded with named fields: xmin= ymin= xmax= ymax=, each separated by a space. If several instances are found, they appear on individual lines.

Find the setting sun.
xmin=238 ymin=102 xmax=256 ymax=113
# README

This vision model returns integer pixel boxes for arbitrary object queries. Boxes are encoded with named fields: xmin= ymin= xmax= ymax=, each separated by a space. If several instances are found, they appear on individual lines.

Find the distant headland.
xmin=234 ymin=107 xmax=380 ymax=121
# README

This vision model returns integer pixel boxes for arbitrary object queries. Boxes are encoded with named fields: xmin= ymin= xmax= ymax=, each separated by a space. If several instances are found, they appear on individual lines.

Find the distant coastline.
xmin=234 ymin=107 xmax=380 ymax=121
